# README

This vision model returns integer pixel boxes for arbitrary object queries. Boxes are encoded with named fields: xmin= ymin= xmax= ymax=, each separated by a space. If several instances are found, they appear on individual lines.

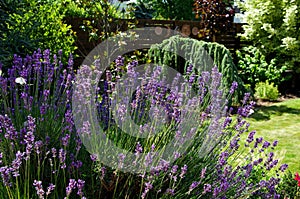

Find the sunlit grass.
xmin=246 ymin=98 xmax=300 ymax=173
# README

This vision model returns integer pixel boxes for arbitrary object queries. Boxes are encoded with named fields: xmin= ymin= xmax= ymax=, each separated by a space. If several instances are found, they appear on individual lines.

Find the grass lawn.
xmin=246 ymin=98 xmax=300 ymax=173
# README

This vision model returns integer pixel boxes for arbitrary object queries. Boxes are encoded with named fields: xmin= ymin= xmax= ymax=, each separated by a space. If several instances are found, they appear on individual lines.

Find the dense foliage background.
xmin=0 ymin=0 xmax=76 ymax=68
xmin=238 ymin=0 xmax=300 ymax=75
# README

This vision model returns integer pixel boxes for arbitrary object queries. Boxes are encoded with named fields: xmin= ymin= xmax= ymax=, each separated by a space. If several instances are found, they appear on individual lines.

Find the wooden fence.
xmin=65 ymin=18 xmax=248 ymax=67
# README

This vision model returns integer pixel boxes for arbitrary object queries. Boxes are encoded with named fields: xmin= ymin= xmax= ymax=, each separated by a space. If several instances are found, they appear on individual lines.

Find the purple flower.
xmin=220 ymin=180 xmax=230 ymax=191
xmin=79 ymin=121 xmax=91 ymax=136
xmin=213 ymin=187 xmax=221 ymax=197
xmin=26 ymin=116 xmax=36 ymax=132
xmin=145 ymin=181 xmax=153 ymax=190
xmin=262 ymin=141 xmax=271 ymax=149
xmin=165 ymin=188 xmax=175 ymax=195
xmin=59 ymin=149 xmax=66 ymax=169
xmin=189 ymin=73 xmax=196 ymax=84
xmin=144 ymin=152 xmax=153 ymax=167
xmin=274 ymin=193 xmax=280 ymax=199
xmin=115 ymin=56 xmax=124 ymax=67
xmin=189 ymin=181 xmax=200 ymax=193
xmin=33 ymin=180 xmax=45 ymax=199
xmin=51 ymin=148 xmax=57 ymax=158
xmin=272 ymin=140 xmax=278 ymax=147
xmin=66 ymin=179 xmax=77 ymax=197
xmin=0 ymin=166 xmax=12 ymax=186
xmin=279 ymin=164 xmax=288 ymax=172
xmin=135 ymin=142 xmax=143 ymax=155
xmin=203 ymin=184 xmax=212 ymax=194
xmin=259 ymin=180 xmax=266 ymax=187
xmin=90 ymin=154 xmax=98 ymax=162
xmin=12 ymin=151 xmax=24 ymax=177
xmin=271 ymin=160 xmax=279 ymax=168
xmin=61 ymin=134 xmax=70 ymax=146
xmin=201 ymin=167 xmax=206 ymax=179
xmin=77 ymin=179 xmax=85 ymax=197
xmin=254 ymin=137 xmax=263 ymax=148
xmin=173 ymin=151 xmax=181 ymax=159
xmin=244 ymin=163 xmax=253 ymax=177
xmin=46 ymin=183 xmax=55 ymax=196
xmin=201 ymin=71 xmax=210 ymax=84
xmin=246 ymin=131 xmax=256 ymax=143
xmin=253 ymin=158 xmax=263 ymax=166
xmin=118 ymin=153 xmax=126 ymax=168
xmin=34 ymin=140 xmax=43 ymax=155
xmin=180 ymin=164 xmax=188 ymax=179
xmin=141 ymin=181 xmax=153 ymax=199
xmin=230 ymin=137 xmax=240 ymax=150
xmin=101 ymin=167 xmax=106 ymax=179
xmin=171 ymin=165 xmax=178 ymax=174
xmin=157 ymin=160 xmax=170 ymax=172
xmin=24 ymin=130 xmax=35 ymax=145
xmin=64 ymin=109 xmax=74 ymax=132
xmin=186 ymin=64 xmax=193 ymax=75
xmin=219 ymin=151 xmax=229 ymax=166
xmin=242 ymin=92 xmax=251 ymax=104
xmin=223 ymin=117 xmax=232 ymax=128
xmin=229 ymin=81 xmax=238 ymax=94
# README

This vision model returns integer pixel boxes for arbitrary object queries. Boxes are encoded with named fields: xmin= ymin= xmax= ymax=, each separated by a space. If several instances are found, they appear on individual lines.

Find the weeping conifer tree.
xmin=148 ymin=35 xmax=246 ymax=106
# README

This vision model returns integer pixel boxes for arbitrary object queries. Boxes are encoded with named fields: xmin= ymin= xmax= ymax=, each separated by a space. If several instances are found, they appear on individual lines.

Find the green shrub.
xmin=236 ymin=46 xmax=287 ymax=90
xmin=62 ymin=0 xmax=121 ymax=18
xmin=0 ymin=0 xmax=75 ymax=69
xmin=254 ymin=81 xmax=280 ymax=101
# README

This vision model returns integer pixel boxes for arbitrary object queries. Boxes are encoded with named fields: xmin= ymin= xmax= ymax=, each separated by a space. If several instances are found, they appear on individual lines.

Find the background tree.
xmin=138 ymin=0 xmax=196 ymax=20
xmin=238 ymin=0 xmax=300 ymax=73
xmin=193 ymin=0 xmax=235 ymax=38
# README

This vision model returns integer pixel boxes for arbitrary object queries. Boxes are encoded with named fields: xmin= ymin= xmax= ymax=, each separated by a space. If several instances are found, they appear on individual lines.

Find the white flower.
xmin=15 ymin=77 xmax=27 ymax=85
xmin=0 ymin=69 xmax=2 ymax=76
xmin=248 ymin=109 xmax=255 ymax=116
xmin=281 ymin=37 xmax=299 ymax=50
xmin=118 ymin=40 xmax=127 ymax=46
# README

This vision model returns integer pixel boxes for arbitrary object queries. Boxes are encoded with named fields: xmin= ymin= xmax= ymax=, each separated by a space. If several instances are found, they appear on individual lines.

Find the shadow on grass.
xmin=249 ymin=105 xmax=300 ymax=121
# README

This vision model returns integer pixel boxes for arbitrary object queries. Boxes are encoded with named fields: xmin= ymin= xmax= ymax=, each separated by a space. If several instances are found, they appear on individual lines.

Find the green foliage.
xmin=238 ymin=0 xmax=300 ymax=72
xmin=277 ymin=170 xmax=298 ymax=198
xmin=62 ymin=0 xmax=128 ymax=43
xmin=61 ymin=0 xmax=122 ymax=18
xmin=133 ymin=0 xmax=155 ymax=19
xmin=139 ymin=0 xmax=195 ymax=20
xmin=254 ymin=81 xmax=279 ymax=101
xmin=149 ymin=35 xmax=246 ymax=105
xmin=0 ymin=0 xmax=75 ymax=68
xmin=236 ymin=46 xmax=287 ymax=90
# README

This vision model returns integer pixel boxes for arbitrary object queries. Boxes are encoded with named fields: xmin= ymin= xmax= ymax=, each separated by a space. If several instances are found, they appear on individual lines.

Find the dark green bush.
xmin=133 ymin=0 xmax=155 ymax=19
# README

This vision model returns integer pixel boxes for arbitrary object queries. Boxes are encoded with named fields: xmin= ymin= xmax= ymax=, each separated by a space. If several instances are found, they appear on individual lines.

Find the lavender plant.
xmin=73 ymin=55 xmax=288 ymax=198
xmin=0 ymin=50 xmax=288 ymax=199
xmin=0 ymin=49 xmax=88 ymax=199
